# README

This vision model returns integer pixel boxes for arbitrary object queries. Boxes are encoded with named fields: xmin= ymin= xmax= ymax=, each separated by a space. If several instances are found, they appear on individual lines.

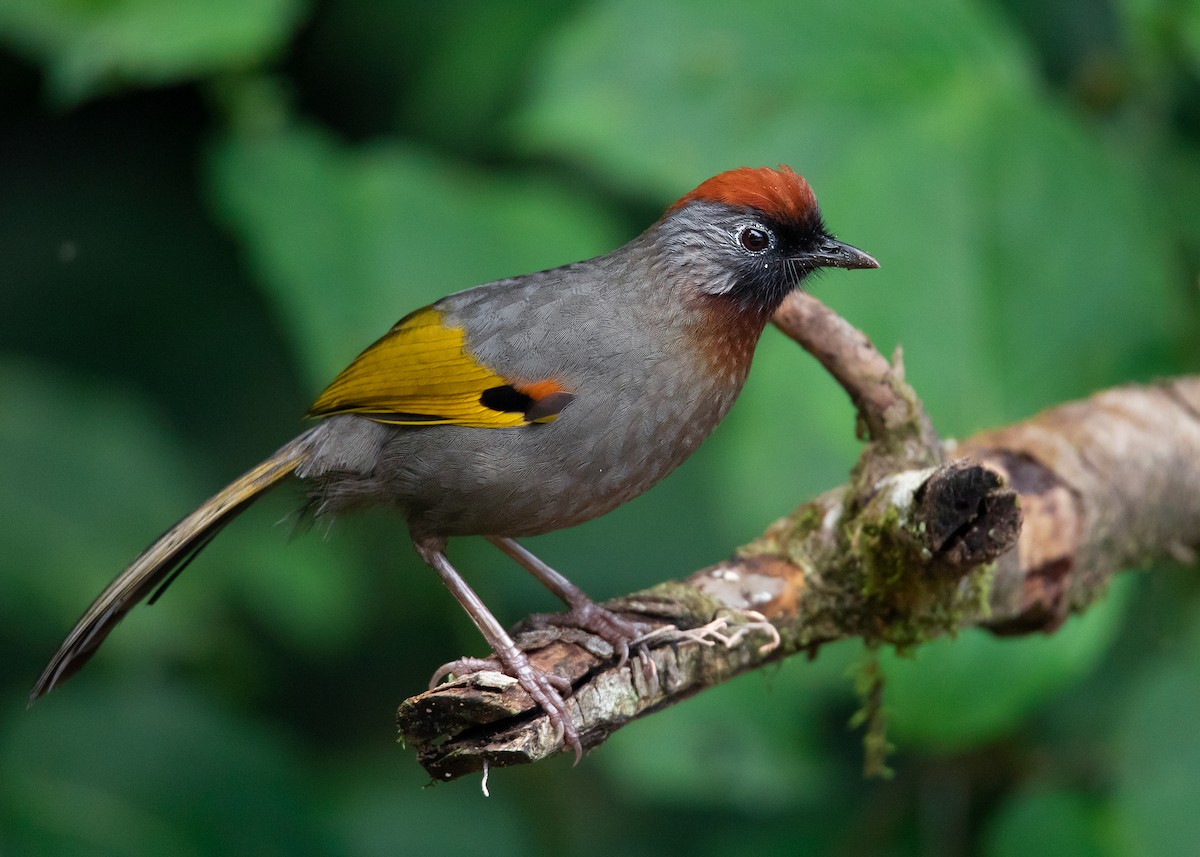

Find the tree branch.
xmin=397 ymin=291 xmax=1200 ymax=782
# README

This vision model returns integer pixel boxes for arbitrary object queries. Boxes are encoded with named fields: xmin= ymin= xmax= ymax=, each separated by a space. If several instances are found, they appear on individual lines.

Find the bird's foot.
xmin=634 ymin=609 xmax=782 ymax=655
xmin=429 ymin=648 xmax=581 ymax=762
xmin=428 ymin=656 xmax=509 ymax=689
xmin=523 ymin=601 xmax=659 ymax=694
xmin=525 ymin=601 xmax=650 ymax=667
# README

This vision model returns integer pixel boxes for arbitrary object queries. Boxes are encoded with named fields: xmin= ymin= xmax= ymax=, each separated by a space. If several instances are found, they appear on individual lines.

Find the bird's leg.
xmin=414 ymin=539 xmax=582 ymax=762
xmin=487 ymin=536 xmax=652 ymax=670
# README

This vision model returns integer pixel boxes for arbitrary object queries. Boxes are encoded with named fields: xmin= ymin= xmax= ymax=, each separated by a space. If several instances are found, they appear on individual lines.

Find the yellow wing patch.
xmin=307 ymin=306 xmax=570 ymax=428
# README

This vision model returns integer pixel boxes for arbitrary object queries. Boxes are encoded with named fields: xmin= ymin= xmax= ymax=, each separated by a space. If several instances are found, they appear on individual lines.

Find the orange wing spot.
xmin=515 ymin=379 xmax=568 ymax=400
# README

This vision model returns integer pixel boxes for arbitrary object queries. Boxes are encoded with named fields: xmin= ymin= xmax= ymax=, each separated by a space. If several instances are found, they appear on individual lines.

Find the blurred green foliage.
xmin=2 ymin=0 xmax=1198 ymax=854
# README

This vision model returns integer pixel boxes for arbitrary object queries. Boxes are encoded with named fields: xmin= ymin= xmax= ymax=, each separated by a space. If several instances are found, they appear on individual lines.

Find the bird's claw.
xmin=634 ymin=609 xmax=781 ymax=655
xmin=524 ymin=601 xmax=659 ymax=694
xmin=525 ymin=601 xmax=650 ymax=667
xmin=429 ymin=649 xmax=581 ymax=762
xmin=428 ymin=656 xmax=504 ymax=690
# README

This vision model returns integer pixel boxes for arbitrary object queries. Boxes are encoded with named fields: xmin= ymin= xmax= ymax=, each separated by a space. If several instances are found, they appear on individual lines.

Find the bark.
xmin=397 ymin=291 xmax=1200 ymax=782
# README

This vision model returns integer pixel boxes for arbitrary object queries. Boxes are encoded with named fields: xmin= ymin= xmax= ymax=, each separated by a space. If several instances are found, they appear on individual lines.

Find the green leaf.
xmin=1117 ymin=0 xmax=1200 ymax=74
xmin=597 ymin=640 xmax=859 ymax=810
xmin=328 ymin=771 xmax=534 ymax=857
xmin=1 ymin=686 xmax=332 ymax=857
xmin=983 ymin=786 xmax=1120 ymax=857
xmin=518 ymin=0 xmax=1030 ymax=196
xmin=206 ymin=124 xmax=626 ymax=391
xmin=1111 ymin=611 xmax=1200 ymax=857
xmin=881 ymin=577 xmax=1131 ymax=751
xmin=401 ymin=0 xmax=587 ymax=151
xmin=0 ymin=0 xmax=306 ymax=105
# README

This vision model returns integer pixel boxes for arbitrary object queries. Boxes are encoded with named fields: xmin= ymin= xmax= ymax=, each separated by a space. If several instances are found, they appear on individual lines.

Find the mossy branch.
xmin=397 ymin=291 xmax=1200 ymax=782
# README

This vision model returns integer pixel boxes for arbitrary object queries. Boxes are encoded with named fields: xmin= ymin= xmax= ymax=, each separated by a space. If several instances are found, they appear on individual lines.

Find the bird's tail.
xmin=30 ymin=430 xmax=319 ymax=704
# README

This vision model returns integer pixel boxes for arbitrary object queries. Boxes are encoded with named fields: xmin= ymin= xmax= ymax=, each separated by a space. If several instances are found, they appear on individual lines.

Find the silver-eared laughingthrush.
xmin=32 ymin=166 xmax=878 ymax=758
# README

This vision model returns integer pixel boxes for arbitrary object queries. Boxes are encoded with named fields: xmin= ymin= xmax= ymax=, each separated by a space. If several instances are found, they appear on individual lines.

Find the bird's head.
xmin=652 ymin=165 xmax=878 ymax=316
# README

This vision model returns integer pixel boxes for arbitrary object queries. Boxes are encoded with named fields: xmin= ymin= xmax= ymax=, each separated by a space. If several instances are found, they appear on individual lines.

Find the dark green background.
xmin=2 ymin=0 xmax=1199 ymax=854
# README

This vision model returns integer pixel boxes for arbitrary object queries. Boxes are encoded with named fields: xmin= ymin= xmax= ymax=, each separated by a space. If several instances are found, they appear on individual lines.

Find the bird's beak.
xmin=804 ymin=237 xmax=879 ymax=271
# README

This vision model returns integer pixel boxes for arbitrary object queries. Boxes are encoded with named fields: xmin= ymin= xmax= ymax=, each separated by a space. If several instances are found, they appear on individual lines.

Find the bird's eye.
xmin=738 ymin=226 xmax=772 ymax=253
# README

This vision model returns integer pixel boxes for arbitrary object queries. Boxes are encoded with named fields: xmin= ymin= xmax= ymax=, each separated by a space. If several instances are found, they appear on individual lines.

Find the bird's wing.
xmin=306 ymin=305 xmax=573 ymax=427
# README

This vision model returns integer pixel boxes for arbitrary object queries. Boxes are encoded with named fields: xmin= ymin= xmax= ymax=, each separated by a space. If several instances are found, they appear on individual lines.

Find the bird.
xmin=31 ymin=165 xmax=877 ymax=758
